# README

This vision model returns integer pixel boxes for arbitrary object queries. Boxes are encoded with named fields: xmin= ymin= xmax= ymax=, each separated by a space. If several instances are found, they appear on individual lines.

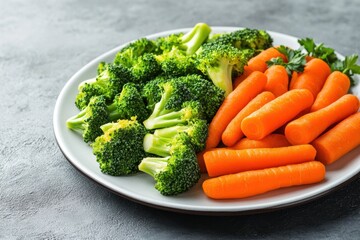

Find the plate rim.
xmin=53 ymin=26 xmax=360 ymax=215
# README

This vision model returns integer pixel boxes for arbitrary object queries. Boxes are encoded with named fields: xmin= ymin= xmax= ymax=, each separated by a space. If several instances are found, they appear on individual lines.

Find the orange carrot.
xmin=246 ymin=47 xmax=286 ymax=73
xmin=204 ymin=144 xmax=316 ymax=177
xmin=231 ymin=134 xmax=290 ymax=150
xmin=290 ymin=58 xmax=331 ymax=98
xmin=285 ymin=94 xmax=359 ymax=145
xmin=202 ymin=161 xmax=325 ymax=199
xmin=222 ymin=91 xmax=276 ymax=147
xmin=264 ymin=65 xmax=289 ymax=97
xmin=312 ymin=112 xmax=360 ymax=165
xmin=205 ymin=71 xmax=267 ymax=149
xmin=310 ymin=71 xmax=351 ymax=112
xmin=233 ymin=48 xmax=286 ymax=89
xmin=241 ymin=89 xmax=314 ymax=140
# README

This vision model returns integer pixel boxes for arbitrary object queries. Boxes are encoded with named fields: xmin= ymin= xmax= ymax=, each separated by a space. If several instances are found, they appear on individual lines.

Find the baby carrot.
xmin=241 ymin=89 xmax=314 ymax=140
xmin=233 ymin=48 xmax=286 ymax=89
xmin=312 ymin=112 xmax=360 ymax=165
xmin=289 ymin=71 xmax=298 ymax=90
xmin=205 ymin=71 xmax=267 ymax=149
xmin=231 ymin=134 xmax=290 ymax=150
xmin=264 ymin=65 xmax=289 ymax=97
xmin=290 ymin=58 xmax=331 ymax=98
xmin=310 ymin=71 xmax=351 ymax=112
xmin=204 ymin=144 xmax=316 ymax=177
xmin=202 ymin=161 xmax=326 ymax=199
xmin=222 ymin=91 xmax=276 ymax=147
xmin=285 ymin=94 xmax=359 ymax=145
xmin=247 ymin=47 xmax=286 ymax=73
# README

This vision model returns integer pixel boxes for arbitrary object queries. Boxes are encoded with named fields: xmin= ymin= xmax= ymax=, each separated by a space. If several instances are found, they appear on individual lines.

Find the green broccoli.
xmin=155 ymin=23 xmax=211 ymax=77
xmin=92 ymin=118 xmax=148 ymax=176
xmin=75 ymin=63 xmax=131 ymax=110
xmin=178 ymin=74 xmax=225 ymax=121
xmin=210 ymin=28 xmax=273 ymax=50
xmin=150 ymin=119 xmax=208 ymax=153
xmin=107 ymin=83 xmax=149 ymax=122
xmin=67 ymin=96 xmax=109 ymax=143
xmin=196 ymin=43 xmax=255 ymax=96
xmin=113 ymin=38 xmax=158 ymax=67
xmin=130 ymin=53 xmax=162 ymax=83
xmin=143 ymin=100 xmax=204 ymax=130
xmin=141 ymin=75 xmax=171 ymax=112
xmin=139 ymin=133 xmax=201 ymax=196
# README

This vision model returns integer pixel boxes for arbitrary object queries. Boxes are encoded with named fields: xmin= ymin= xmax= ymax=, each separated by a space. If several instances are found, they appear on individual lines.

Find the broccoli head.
xmin=107 ymin=83 xmax=149 ymax=122
xmin=209 ymin=28 xmax=273 ymax=50
xmin=92 ymin=118 xmax=148 ymax=176
xmin=67 ymin=96 xmax=109 ymax=143
xmin=113 ymin=38 xmax=158 ymax=67
xmin=141 ymin=75 xmax=171 ymax=112
xmin=196 ymin=43 xmax=255 ymax=96
xmin=75 ymin=63 xmax=132 ymax=110
xmin=130 ymin=53 xmax=162 ymax=83
xmin=139 ymin=133 xmax=201 ymax=196
xmin=155 ymin=23 xmax=211 ymax=77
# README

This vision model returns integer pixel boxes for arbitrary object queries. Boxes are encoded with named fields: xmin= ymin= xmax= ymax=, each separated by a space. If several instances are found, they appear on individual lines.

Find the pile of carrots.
xmin=200 ymin=47 xmax=360 ymax=200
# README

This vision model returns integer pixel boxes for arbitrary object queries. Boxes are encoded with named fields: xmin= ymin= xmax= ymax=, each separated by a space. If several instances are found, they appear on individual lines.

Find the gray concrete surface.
xmin=1 ymin=0 xmax=360 ymax=239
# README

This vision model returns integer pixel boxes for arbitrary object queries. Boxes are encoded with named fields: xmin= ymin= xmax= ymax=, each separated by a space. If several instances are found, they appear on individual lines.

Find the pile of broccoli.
xmin=66 ymin=23 xmax=273 ymax=196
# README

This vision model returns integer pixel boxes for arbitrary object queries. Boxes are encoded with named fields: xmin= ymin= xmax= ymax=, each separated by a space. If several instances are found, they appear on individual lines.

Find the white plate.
xmin=53 ymin=27 xmax=360 ymax=215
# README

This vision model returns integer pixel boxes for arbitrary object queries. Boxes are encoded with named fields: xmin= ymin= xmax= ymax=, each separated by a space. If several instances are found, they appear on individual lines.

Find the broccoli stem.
xmin=181 ymin=23 xmax=211 ymax=55
xmin=66 ymin=109 xmax=88 ymax=134
xmin=153 ymin=125 xmax=188 ymax=138
xmin=143 ymin=110 xmax=188 ymax=129
xmin=207 ymin=58 xmax=233 ymax=96
xmin=143 ymin=133 xmax=172 ymax=157
xmin=138 ymin=157 xmax=170 ymax=178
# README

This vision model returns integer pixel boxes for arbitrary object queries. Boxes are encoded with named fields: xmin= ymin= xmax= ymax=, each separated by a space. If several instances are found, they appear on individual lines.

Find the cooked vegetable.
xmin=312 ymin=112 xmax=360 ymax=165
xmin=67 ymin=96 xmax=109 ymax=143
xmin=155 ymin=23 xmax=211 ymax=76
xmin=331 ymin=54 xmax=360 ymax=87
xmin=196 ymin=42 xmax=254 ymax=96
xmin=285 ymin=94 xmax=359 ymax=145
xmin=231 ymin=134 xmax=290 ymax=150
xmin=139 ymin=133 xmax=201 ymax=196
xmin=264 ymin=65 xmax=289 ymax=97
xmin=222 ymin=91 xmax=275 ymax=147
xmin=202 ymin=161 xmax=325 ymax=199
xmin=232 ymin=47 xmax=285 ymax=88
xmin=204 ymin=144 xmax=316 ymax=177
xmin=206 ymin=71 xmax=267 ymax=149
xmin=241 ymin=89 xmax=314 ymax=140
xmin=290 ymin=58 xmax=331 ymax=98
xmin=92 ymin=118 xmax=148 ymax=176
xmin=310 ymin=71 xmax=351 ymax=112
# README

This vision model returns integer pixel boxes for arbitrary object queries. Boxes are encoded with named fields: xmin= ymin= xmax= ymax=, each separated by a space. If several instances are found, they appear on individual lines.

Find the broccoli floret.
xmin=210 ymin=28 xmax=273 ymax=50
xmin=92 ymin=118 xmax=148 ymax=176
xmin=155 ymin=23 xmax=211 ymax=77
xmin=143 ymin=100 xmax=204 ymax=130
xmin=139 ymin=133 xmax=201 ymax=196
xmin=178 ymin=74 xmax=225 ymax=121
xmin=107 ymin=83 xmax=149 ymax=122
xmin=131 ymin=53 xmax=162 ymax=83
xmin=67 ymin=96 xmax=109 ymax=143
xmin=196 ymin=43 xmax=255 ymax=96
xmin=113 ymin=38 xmax=158 ymax=67
xmin=152 ymin=119 xmax=208 ymax=153
xmin=141 ymin=75 xmax=171 ymax=112
xmin=75 ymin=63 xmax=131 ymax=110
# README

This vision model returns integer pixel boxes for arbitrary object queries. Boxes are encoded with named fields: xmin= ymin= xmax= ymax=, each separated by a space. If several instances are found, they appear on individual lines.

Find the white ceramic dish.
xmin=53 ymin=27 xmax=360 ymax=215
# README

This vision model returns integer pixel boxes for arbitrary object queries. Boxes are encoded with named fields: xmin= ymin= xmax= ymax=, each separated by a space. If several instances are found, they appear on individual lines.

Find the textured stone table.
xmin=1 ymin=0 xmax=360 ymax=239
